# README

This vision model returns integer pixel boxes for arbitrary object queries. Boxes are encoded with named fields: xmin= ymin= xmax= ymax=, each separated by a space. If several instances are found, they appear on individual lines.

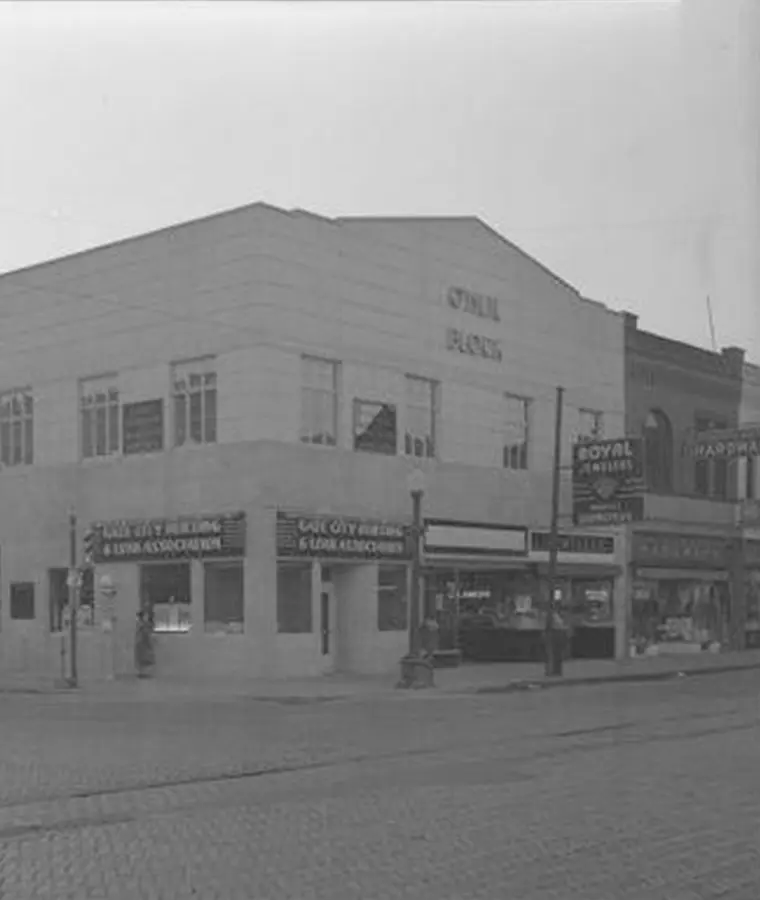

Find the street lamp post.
xmin=397 ymin=468 xmax=434 ymax=689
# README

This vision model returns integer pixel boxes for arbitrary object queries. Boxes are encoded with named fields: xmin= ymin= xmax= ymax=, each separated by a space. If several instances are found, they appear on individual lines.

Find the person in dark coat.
xmin=134 ymin=609 xmax=155 ymax=678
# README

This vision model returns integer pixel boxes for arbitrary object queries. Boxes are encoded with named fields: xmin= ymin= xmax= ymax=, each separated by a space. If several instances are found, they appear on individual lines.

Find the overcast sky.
xmin=0 ymin=0 xmax=757 ymax=361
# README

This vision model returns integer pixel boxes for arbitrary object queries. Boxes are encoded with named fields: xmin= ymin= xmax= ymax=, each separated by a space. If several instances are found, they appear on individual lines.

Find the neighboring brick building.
xmin=0 ymin=203 xmax=627 ymax=685
xmin=624 ymin=312 xmax=752 ymax=654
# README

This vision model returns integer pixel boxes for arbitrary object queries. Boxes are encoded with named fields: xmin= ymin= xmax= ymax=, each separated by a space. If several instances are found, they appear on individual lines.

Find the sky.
xmin=0 ymin=0 xmax=758 ymax=361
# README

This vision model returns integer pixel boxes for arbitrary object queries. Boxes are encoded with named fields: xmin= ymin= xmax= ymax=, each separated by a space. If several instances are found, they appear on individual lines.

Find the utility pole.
xmin=68 ymin=510 xmax=79 ymax=688
xmin=544 ymin=386 xmax=564 ymax=677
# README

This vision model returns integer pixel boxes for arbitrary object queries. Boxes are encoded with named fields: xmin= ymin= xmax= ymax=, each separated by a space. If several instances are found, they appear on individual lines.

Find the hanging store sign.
xmin=572 ymin=437 xmax=645 ymax=526
xmin=276 ymin=512 xmax=411 ymax=560
xmin=689 ymin=424 xmax=760 ymax=460
xmin=530 ymin=532 xmax=615 ymax=555
xmin=632 ymin=532 xmax=729 ymax=569
xmin=91 ymin=512 xmax=246 ymax=562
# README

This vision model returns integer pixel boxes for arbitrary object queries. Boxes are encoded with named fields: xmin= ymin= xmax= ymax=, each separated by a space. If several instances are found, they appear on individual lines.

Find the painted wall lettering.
xmin=446 ymin=327 xmax=503 ymax=363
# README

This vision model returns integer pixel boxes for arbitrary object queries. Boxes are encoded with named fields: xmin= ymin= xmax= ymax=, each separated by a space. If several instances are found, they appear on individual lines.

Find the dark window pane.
xmin=277 ymin=563 xmax=312 ymax=633
xmin=695 ymin=460 xmax=709 ymax=495
xmin=108 ymin=401 xmax=120 ymax=453
xmin=713 ymin=459 xmax=728 ymax=499
xmin=377 ymin=565 xmax=408 ymax=631
xmin=81 ymin=408 xmax=93 ymax=458
xmin=204 ymin=562 xmax=244 ymax=633
xmin=12 ymin=420 xmax=22 ymax=464
xmin=140 ymin=563 xmax=191 ymax=633
xmin=354 ymin=401 xmax=397 ymax=455
xmin=1 ymin=420 xmax=10 ymax=465
xmin=174 ymin=394 xmax=187 ymax=446
xmin=204 ymin=388 xmax=217 ymax=443
xmin=24 ymin=414 xmax=33 ymax=465
xmin=10 ymin=582 xmax=35 ymax=620
xmin=747 ymin=458 xmax=756 ymax=501
xmin=95 ymin=405 xmax=107 ymax=456
xmin=189 ymin=391 xmax=203 ymax=443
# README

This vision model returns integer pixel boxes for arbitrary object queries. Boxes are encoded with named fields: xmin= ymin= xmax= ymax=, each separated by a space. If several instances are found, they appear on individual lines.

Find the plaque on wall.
xmin=123 ymin=399 xmax=164 ymax=455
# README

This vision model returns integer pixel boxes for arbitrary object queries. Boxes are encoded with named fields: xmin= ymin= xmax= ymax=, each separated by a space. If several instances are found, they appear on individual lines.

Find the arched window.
xmin=644 ymin=409 xmax=673 ymax=493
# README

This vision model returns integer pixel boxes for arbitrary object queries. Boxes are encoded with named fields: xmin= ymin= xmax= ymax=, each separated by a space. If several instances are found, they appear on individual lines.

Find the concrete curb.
xmin=468 ymin=661 xmax=760 ymax=695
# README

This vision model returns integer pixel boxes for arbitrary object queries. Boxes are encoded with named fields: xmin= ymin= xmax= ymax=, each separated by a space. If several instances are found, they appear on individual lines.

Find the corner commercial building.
xmin=0 ymin=203 xmax=629 ymax=684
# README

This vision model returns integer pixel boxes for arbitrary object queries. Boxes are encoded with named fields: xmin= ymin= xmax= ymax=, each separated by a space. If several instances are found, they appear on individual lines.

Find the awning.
xmin=534 ymin=563 xmax=621 ymax=579
xmin=634 ymin=567 xmax=728 ymax=582
xmin=421 ymin=556 xmax=533 ymax=572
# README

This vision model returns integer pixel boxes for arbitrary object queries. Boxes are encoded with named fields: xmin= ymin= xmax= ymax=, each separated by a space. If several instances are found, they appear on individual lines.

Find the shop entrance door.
xmin=318 ymin=583 xmax=336 ymax=674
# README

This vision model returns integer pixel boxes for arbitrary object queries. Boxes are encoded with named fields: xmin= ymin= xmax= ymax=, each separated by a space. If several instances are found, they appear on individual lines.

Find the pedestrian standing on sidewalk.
xmin=134 ymin=609 xmax=155 ymax=678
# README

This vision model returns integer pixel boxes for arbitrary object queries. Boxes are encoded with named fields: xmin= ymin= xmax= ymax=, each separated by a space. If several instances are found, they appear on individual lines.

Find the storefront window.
xmin=204 ymin=562 xmax=244 ymax=634
xmin=377 ymin=565 xmax=408 ymax=631
xmin=746 ymin=572 xmax=760 ymax=648
xmin=277 ymin=563 xmax=313 ymax=633
xmin=140 ymin=563 xmax=192 ymax=633
xmin=570 ymin=580 xmax=613 ymax=627
xmin=631 ymin=579 xmax=728 ymax=653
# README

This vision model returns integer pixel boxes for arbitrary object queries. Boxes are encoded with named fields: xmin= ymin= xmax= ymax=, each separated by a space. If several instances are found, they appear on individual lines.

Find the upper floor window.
xmin=80 ymin=376 xmax=119 ymax=459
xmin=577 ymin=408 xmax=605 ymax=442
xmin=173 ymin=358 xmax=217 ymax=447
xmin=746 ymin=457 xmax=757 ymax=501
xmin=643 ymin=409 xmax=673 ymax=493
xmin=0 ymin=389 xmax=33 ymax=466
xmin=301 ymin=356 xmax=338 ymax=446
xmin=353 ymin=399 xmax=397 ymax=455
xmin=503 ymin=394 xmax=530 ymax=470
xmin=694 ymin=415 xmax=728 ymax=499
xmin=405 ymin=375 xmax=437 ymax=459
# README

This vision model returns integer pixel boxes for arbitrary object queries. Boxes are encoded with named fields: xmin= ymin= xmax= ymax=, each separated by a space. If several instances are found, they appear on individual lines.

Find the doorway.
xmin=318 ymin=581 xmax=336 ymax=674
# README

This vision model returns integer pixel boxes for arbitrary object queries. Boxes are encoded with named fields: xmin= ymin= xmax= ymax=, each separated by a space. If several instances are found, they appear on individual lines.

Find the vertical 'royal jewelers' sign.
xmin=445 ymin=286 xmax=503 ymax=363
xmin=572 ymin=438 xmax=645 ymax=526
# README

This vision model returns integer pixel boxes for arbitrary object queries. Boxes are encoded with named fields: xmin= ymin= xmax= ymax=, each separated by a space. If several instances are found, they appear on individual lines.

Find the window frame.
xmin=353 ymin=397 xmax=398 ymax=455
xmin=10 ymin=581 xmax=35 ymax=621
xmin=694 ymin=413 xmax=729 ymax=499
xmin=80 ymin=374 xmax=121 ymax=460
xmin=404 ymin=374 xmax=438 ymax=460
xmin=577 ymin=407 xmax=605 ymax=443
xmin=276 ymin=561 xmax=314 ymax=633
xmin=203 ymin=560 xmax=244 ymax=634
xmin=172 ymin=356 xmax=218 ymax=448
xmin=502 ymin=393 xmax=531 ymax=471
xmin=300 ymin=355 xmax=339 ymax=447
xmin=0 ymin=388 xmax=34 ymax=467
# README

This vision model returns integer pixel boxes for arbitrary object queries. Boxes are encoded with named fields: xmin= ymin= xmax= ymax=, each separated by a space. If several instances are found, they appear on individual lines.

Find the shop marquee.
xmin=276 ymin=512 xmax=411 ymax=560
xmin=689 ymin=424 xmax=760 ymax=460
xmin=91 ymin=512 xmax=247 ymax=562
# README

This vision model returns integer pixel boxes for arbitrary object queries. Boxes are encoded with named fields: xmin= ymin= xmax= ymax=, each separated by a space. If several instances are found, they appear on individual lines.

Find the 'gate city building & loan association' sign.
xmin=572 ymin=437 xmax=644 ymax=526
xmin=445 ymin=286 xmax=503 ymax=363
xmin=91 ymin=513 xmax=246 ymax=562
xmin=277 ymin=513 xmax=411 ymax=560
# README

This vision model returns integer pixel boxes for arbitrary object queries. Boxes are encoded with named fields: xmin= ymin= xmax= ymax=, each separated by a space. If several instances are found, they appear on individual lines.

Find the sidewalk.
xmin=2 ymin=648 xmax=759 ymax=702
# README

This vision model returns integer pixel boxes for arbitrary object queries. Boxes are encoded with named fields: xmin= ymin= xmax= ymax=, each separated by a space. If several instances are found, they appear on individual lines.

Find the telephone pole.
xmin=544 ymin=386 xmax=564 ymax=677
xmin=67 ymin=510 xmax=79 ymax=688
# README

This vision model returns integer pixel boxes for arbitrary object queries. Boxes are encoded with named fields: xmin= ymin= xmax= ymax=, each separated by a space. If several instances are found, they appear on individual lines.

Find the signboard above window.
xmin=277 ymin=512 xmax=410 ymax=560
xmin=91 ymin=512 xmax=246 ymax=562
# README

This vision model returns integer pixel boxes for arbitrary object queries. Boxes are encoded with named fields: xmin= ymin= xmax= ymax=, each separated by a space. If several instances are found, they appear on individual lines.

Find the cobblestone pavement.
xmin=0 ymin=671 xmax=758 ymax=899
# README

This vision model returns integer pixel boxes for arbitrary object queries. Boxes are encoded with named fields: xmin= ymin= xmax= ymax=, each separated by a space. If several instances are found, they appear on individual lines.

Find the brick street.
xmin=0 ymin=671 xmax=758 ymax=899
